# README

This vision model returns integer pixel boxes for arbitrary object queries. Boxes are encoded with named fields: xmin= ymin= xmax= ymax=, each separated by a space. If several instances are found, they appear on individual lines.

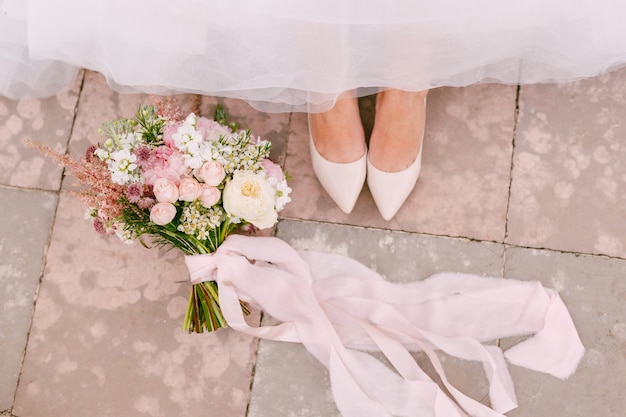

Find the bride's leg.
xmin=308 ymin=93 xmax=366 ymax=163
xmin=307 ymin=92 xmax=367 ymax=214
xmin=366 ymin=88 xmax=428 ymax=220
xmin=368 ymin=89 xmax=428 ymax=172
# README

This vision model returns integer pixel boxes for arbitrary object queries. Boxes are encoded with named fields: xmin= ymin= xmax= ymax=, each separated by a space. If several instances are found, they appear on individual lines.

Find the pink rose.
xmin=150 ymin=203 xmax=177 ymax=225
xmin=153 ymin=178 xmax=179 ymax=203
xmin=261 ymin=158 xmax=285 ymax=181
xmin=199 ymin=185 xmax=221 ymax=208
xmin=178 ymin=177 xmax=203 ymax=202
xmin=196 ymin=117 xmax=232 ymax=141
xmin=162 ymin=121 xmax=184 ymax=148
xmin=194 ymin=161 xmax=226 ymax=186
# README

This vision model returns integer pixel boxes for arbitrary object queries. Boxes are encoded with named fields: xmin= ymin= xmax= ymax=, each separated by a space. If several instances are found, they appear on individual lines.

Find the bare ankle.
xmin=309 ymin=96 xmax=366 ymax=163
xmin=369 ymin=89 xmax=428 ymax=172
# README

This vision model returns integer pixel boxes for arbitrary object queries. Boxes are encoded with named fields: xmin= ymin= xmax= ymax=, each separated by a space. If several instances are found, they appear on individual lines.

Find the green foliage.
xmin=135 ymin=105 xmax=167 ymax=146
xmin=214 ymin=104 xmax=240 ymax=132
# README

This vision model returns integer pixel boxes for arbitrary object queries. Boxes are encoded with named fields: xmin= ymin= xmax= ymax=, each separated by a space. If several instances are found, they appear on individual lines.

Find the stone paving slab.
xmin=12 ymin=192 xmax=259 ymax=417
xmin=0 ymin=72 xmax=82 ymax=191
xmin=249 ymin=220 xmax=625 ymax=417
xmin=249 ymin=219 xmax=506 ymax=416
xmin=281 ymin=84 xmax=517 ymax=242
xmin=504 ymin=246 xmax=626 ymax=417
xmin=507 ymin=67 xmax=626 ymax=258
xmin=0 ymin=187 xmax=58 ymax=411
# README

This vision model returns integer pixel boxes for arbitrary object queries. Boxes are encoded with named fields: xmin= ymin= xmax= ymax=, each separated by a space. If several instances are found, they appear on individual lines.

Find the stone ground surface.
xmin=1 ymin=70 xmax=625 ymax=417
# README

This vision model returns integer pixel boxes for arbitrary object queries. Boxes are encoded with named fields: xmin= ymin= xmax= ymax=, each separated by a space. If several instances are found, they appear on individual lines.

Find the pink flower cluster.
xmin=139 ymin=146 xmax=187 ymax=186
xmin=149 ymin=161 xmax=226 ymax=225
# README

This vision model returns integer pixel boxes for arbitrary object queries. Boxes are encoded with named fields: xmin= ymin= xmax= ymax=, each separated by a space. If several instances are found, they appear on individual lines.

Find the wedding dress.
xmin=3 ymin=0 xmax=626 ymax=111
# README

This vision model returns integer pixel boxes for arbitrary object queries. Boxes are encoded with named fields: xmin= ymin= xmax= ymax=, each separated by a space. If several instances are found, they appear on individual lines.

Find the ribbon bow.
xmin=185 ymin=235 xmax=584 ymax=417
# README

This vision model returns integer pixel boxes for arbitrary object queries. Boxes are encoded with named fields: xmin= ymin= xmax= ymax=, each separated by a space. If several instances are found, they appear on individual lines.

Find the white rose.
xmin=153 ymin=178 xmax=179 ymax=203
xmin=223 ymin=171 xmax=277 ymax=229
xmin=178 ymin=177 xmax=203 ymax=202
xmin=150 ymin=202 xmax=177 ymax=225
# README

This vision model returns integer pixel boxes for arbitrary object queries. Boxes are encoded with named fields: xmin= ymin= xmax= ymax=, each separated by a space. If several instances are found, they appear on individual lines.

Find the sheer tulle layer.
xmin=0 ymin=1 xmax=77 ymax=99
xmin=3 ymin=0 xmax=626 ymax=111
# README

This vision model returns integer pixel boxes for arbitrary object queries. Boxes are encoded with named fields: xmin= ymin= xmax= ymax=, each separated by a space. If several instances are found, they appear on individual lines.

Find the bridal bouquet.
xmin=29 ymin=100 xmax=291 ymax=333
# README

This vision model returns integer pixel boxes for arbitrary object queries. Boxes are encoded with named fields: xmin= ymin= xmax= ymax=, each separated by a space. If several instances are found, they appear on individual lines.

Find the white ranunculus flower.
xmin=223 ymin=171 xmax=277 ymax=229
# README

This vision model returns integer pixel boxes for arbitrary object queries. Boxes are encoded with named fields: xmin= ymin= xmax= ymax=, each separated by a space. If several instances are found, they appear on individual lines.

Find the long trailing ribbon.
xmin=184 ymin=235 xmax=584 ymax=417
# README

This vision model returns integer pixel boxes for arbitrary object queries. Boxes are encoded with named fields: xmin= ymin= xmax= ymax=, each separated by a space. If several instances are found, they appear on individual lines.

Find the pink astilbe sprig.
xmin=25 ymin=139 xmax=126 ymax=221
xmin=152 ymin=96 xmax=184 ymax=122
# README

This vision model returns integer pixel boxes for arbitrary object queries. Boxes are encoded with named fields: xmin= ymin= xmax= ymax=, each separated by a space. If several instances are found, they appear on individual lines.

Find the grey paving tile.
xmin=0 ymin=72 xmax=82 ymax=190
xmin=0 ymin=186 xmax=58 ymax=411
xmin=248 ymin=219 xmax=505 ymax=417
xmin=13 ymin=192 xmax=259 ymax=417
xmin=504 ymin=246 xmax=626 ymax=417
xmin=281 ymin=85 xmax=516 ymax=242
xmin=507 ymin=67 xmax=626 ymax=257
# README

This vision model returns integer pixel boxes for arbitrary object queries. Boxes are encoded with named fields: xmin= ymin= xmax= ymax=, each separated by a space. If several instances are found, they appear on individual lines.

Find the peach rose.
xmin=150 ymin=203 xmax=177 ymax=225
xmin=194 ymin=161 xmax=226 ymax=186
xmin=153 ymin=178 xmax=179 ymax=203
xmin=200 ymin=185 xmax=221 ymax=208
xmin=178 ymin=177 xmax=203 ymax=202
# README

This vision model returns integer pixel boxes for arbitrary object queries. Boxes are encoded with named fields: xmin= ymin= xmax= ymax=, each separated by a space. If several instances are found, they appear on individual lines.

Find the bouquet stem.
xmin=183 ymin=281 xmax=250 ymax=333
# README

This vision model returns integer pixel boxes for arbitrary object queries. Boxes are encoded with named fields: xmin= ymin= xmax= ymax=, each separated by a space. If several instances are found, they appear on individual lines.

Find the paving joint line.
xmin=10 ymin=71 xmax=87 ymax=413
xmin=0 ymin=183 xmax=59 ymax=194
xmin=278 ymin=217 xmax=626 ymax=261
xmin=502 ymin=84 xmax=521 ymax=278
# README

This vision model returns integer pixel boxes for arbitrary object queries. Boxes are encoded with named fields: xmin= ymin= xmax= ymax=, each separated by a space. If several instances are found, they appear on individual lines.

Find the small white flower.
xmin=109 ymin=149 xmax=138 ymax=185
xmin=274 ymin=181 xmax=292 ymax=211
xmin=94 ymin=148 xmax=110 ymax=161
xmin=173 ymin=124 xmax=203 ymax=152
xmin=84 ymin=207 xmax=97 ymax=219
xmin=199 ymin=142 xmax=216 ymax=162
xmin=184 ymin=113 xmax=198 ymax=126
xmin=113 ymin=223 xmax=135 ymax=244
xmin=102 ymin=138 xmax=115 ymax=151
xmin=120 ymin=132 xmax=142 ymax=150
xmin=183 ymin=154 xmax=204 ymax=170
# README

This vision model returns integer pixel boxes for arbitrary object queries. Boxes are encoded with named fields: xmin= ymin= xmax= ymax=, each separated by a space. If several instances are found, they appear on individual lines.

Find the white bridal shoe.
xmin=366 ymin=143 xmax=422 ymax=221
xmin=367 ymin=95 xmax=426 ymax=221
xmin=309 ymin=132 xmax=367 ymax=214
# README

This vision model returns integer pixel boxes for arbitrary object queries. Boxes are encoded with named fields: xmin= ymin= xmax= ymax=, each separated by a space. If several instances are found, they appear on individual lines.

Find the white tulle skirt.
xmin=3 ymin=0 xmax=626 ymax=112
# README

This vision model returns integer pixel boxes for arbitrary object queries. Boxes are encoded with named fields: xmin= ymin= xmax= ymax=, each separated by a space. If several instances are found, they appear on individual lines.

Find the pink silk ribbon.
xmin=184 ymin=235 xmax=585 ymax=417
